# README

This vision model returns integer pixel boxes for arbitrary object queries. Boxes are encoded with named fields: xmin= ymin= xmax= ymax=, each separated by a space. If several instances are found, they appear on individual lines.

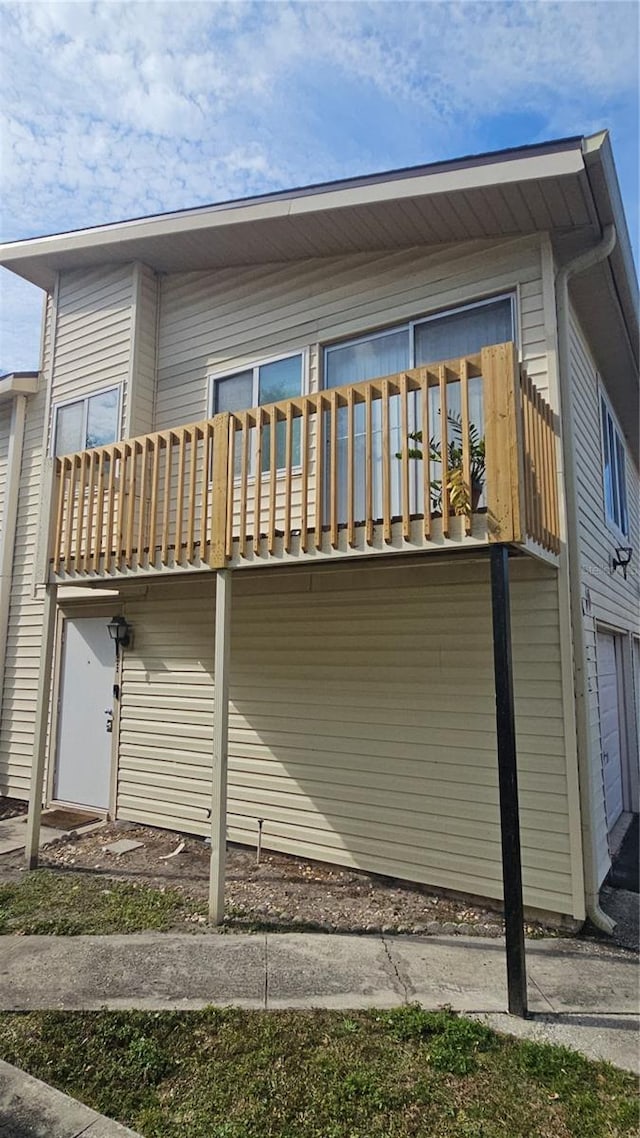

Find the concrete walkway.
xmin=0 ymin=931 xmax=637 ymax=1072
xmin=0 ymin=1058 xmax=141 ymax=1137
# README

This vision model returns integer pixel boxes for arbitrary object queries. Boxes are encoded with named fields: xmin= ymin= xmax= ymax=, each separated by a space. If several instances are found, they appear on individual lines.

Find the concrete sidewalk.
xmin=0 ymin=1058 xmax=141 ymax=1137
xmin=0 ymin=932 xmax=637 ymax=1072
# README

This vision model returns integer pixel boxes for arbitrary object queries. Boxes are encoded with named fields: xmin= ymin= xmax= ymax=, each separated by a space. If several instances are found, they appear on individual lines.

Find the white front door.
xmin=54 ymin=617 xmax=115 ymax=810
xmin=597 ymin=631 xmax=625 ymax=831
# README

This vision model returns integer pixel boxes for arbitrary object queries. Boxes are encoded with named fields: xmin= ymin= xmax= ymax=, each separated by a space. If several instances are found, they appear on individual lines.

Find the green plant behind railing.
xmin=399 ymin=412 xmax=485 ymax=517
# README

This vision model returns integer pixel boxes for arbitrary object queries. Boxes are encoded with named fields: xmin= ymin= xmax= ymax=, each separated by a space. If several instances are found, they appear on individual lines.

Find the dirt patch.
xmin=0 ymin=818 xmax=559 ymax=937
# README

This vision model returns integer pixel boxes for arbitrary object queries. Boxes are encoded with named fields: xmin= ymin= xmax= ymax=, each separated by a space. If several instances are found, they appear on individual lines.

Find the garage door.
xmin=597 ymin=631 xmax=624 ymax=831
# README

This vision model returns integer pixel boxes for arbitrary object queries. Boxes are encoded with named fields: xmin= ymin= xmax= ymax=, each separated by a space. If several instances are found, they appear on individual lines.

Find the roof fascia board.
xmin=0 ymin=374 xmax=39 ymax=402
xmin=0 ymin=146 xmax=585 ymax=267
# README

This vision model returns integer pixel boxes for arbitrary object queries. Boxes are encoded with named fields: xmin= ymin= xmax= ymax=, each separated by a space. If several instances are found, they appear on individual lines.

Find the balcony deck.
xmin=48 ymin=343 xmax=560 ymax=583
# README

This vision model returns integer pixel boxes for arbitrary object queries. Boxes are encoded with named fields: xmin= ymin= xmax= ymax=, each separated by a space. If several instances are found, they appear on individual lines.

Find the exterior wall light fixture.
xmin=612 ymin=546 xmax=633 ymax=580
xmin=107 ymin=615 xmax=132 ymax=659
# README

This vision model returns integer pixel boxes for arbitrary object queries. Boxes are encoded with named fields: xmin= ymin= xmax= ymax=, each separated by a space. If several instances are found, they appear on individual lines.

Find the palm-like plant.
xmin=400 ymin=412 xmax=485 ymax=517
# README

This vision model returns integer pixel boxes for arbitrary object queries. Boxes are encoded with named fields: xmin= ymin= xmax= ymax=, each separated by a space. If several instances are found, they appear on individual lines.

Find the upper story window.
xmin=210 ymin=353 xmax=304 ymax=471
xmin=53 ymin=387 xmax=120 ymax=457
xmin=600 ymin=392 xmax=629 ymax=537
xmin=323 ymin=295 xmax=515 ymax=388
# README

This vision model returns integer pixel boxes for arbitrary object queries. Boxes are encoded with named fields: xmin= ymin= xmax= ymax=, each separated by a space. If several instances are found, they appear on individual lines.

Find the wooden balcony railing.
xmin=49 ymin=343 xmax=560 ymax=579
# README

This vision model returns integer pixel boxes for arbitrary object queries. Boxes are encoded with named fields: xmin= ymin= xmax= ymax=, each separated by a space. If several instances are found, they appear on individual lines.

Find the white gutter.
xmin=555 ymin=223 xmax=617 ymax=934
xmin=0 ymin=394 xmax=27 ymax=722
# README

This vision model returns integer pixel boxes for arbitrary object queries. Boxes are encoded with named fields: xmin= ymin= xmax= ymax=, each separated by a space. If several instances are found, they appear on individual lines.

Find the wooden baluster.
xmin=75 ymin=451 xmax=88 ymax=573
xmin=161 ymin=432 xmax=173 ymax=566
xmin=460 ymin=359 xmax=471 ymax=534
xmin=185 ymin=428 xmax=197 ymax=563
xmin=125 ymin=441 xmax=138 ymax=569
xmin=548 ymin=406 xmax=560 ymax=553
xmin=421 ymin=370 xmax=431 ymax=538
xmin=92 ymin=450 xmax=104 ymax=573
xmin=52 ymin=458 xmax=66 ymax=575
xmin=174 ymin=428 xmax=186 ymax=565
xmin=539 ymin=392 xmax=551 ymax=550
xmin=83 ymin=450 xmax=97 ymax=574
xmin=117 ymin=444 xmax=128 ymax=568
xmin=104 ymin=441 xmax=116 ymax=569
xmin=284 ymin=403 xmax=293 ymax=552
xmin=365 ymin=384 xmax=373 ymax=544
xmin=439 ymin=365 xmax=449 ymax=537
xmin=198 ymin=425 xmax=210 ymax=563
xmin=300 ymin=399 xmax=309 ymax=552
xmin=329 ymin=390 xmax=338 ymax=548
xmin=381 ymin=379 xmax=392 ymax=543
xmin=148 ymin=436 xmax=160 ymax=569
xmin=239 ymin=412 xmax=248 ymax=558
xmin=544 ymin=401 xmax=556 ymax=552
xmin=268 ymin=406 xmax=278 ymax=555
xmin=138 ymin=436 xmax=150 ymax=568
xmin=63 ymin=456 xmax=78 ymax=573
xmin=400 ymin=373 xmax=410 ymax=540
xmin=346 ymin=387 xmax=355 ymax=547
xmin=315 ymin=395 xmax=324 ymax=551
xmin=225 ymin=419 xmax=235 ymax=559
xmin=521 ymin=376 xmax=532 ymax=541
xmin=210 ymin=413 xmax=230 ymax=569
xmin=254 ymin=410 xmax=263 ymax=554
xmin=530 ymin=396 xmax=539 ymax=546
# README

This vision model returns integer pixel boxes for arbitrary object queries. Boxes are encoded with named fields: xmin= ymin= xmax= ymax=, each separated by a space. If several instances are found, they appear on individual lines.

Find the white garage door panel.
xmin=597 ymin=631 xmax=624 ymax=832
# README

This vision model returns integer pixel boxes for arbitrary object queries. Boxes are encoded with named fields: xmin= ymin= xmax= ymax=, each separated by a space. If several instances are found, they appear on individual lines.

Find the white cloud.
xmin=0 ymin=0 xmax=637 ymax=369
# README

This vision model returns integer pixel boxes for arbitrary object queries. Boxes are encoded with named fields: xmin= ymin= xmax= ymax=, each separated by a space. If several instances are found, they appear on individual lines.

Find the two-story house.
xmin=0 ymin=130 xmax=638 ymax=938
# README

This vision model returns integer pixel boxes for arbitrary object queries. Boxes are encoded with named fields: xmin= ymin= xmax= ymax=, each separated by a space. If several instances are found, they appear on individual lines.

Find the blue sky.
xmin=1 ymin=0 xmax=638 ymax=372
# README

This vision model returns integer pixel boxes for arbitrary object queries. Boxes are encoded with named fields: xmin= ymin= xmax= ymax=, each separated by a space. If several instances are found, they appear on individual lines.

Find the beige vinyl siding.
xmin=0 ymin=405 xmax=10 ymax=541
xmin=117 ymin=556 xmax=576 ymax=916
xmin=0 ymin=385 xmax=47 ymax=795
xmin=569 ymin=306 xmax=640 ymax=884
xmin=49 ymin=264 xmax=135 ymax=448
xmin=127 ymin=264 xmax=158 ymax=437
xmin=154 ymin=234 xmax=551 ymax=430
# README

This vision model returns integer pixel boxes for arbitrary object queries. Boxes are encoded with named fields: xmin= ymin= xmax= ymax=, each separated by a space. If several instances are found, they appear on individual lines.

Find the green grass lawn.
xmin=0 ymin=1007 xmax=636 ymax=1138
xmin=0 ymin=869 xmax=206 ymax=934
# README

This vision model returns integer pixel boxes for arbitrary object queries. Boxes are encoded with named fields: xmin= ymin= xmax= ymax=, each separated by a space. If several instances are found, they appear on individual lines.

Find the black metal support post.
xmin=490 ymin=544 xmax=528 ymax=1017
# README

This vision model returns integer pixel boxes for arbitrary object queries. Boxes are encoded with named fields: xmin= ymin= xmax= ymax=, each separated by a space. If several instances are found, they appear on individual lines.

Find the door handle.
xmin=104 ymin=708 xmax=114 ymax=734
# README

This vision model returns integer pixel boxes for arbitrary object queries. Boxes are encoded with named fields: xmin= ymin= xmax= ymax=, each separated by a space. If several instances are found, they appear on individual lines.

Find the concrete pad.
xmin=0 ymin=818 xmax=66 ymax=856
xmin=526 ymin=939 xmax=639 ymax=1013
xmin=0 ymin=935 xmax=266 ymax=1010
xmin=104 ymin=839 xmax=144 ymax=856
xmin=475 ymin=1012 xmax=640 ymax=1076
xmin=384 ymin=934 xmax=551 ymax=1013
xmin=0 ymin=1058 xmax=142 ymax=1137
xmin=266 ymin=933 xmax=403 ymax=1008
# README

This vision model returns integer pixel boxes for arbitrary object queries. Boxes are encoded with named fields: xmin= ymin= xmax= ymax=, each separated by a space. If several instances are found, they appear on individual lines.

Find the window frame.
xmin=598 ymin=382 xmax=630 ymax=540
xmin=51 ymin=384 xmax=122 ymax=457
xmin=207 ymin=349 xmax=308 ymax=479
xmin=321 ymin=291 xmax=519 ymax=387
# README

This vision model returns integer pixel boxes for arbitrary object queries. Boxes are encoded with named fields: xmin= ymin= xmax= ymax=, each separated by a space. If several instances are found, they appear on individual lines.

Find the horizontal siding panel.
xmin=117 ymin=557 xmax=576 ymax=915
xmin=569 ymin=307 xmax=640 ymax=886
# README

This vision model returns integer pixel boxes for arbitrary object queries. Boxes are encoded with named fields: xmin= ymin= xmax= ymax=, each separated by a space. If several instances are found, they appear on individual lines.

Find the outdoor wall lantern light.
xmin=612 ymin=546 xmax=633 ymax=580
xmin=107 ymin=615 xmax=132 ymax=659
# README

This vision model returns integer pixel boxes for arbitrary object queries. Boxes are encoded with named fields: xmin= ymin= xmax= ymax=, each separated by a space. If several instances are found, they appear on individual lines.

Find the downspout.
xmin=554 ymin=223 xmax=617 ymax=933
xmin=0 ymin=395 xmax=27 ymax=724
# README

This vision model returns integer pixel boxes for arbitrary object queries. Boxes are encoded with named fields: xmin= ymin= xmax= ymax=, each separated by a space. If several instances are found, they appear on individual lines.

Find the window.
xmin=211 ymin=353 xmax=304 ymax=472
xmin=322 ymin=296 xmax=515 ymax=520
xmin=323 ymin=295 xmax=515 ymax=388
xmin=601 ymin=394 xmax=629 ymax=536
xmin=53 ymin=388 xmax=120 ymax=456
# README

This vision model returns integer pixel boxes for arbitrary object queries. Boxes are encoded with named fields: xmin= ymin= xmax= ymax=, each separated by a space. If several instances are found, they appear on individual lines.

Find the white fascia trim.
xmin=0 ymin=375 xmax=39 ymax=402
xmin=0 ymin=148 xmax=584 ymax=265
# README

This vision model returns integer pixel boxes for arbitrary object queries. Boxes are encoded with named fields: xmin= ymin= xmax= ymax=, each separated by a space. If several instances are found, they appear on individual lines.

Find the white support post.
xmin=25 ymin=583 xmax=58 ymax=869
xmin=208 ymin=569 xmax=232 ymax=924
